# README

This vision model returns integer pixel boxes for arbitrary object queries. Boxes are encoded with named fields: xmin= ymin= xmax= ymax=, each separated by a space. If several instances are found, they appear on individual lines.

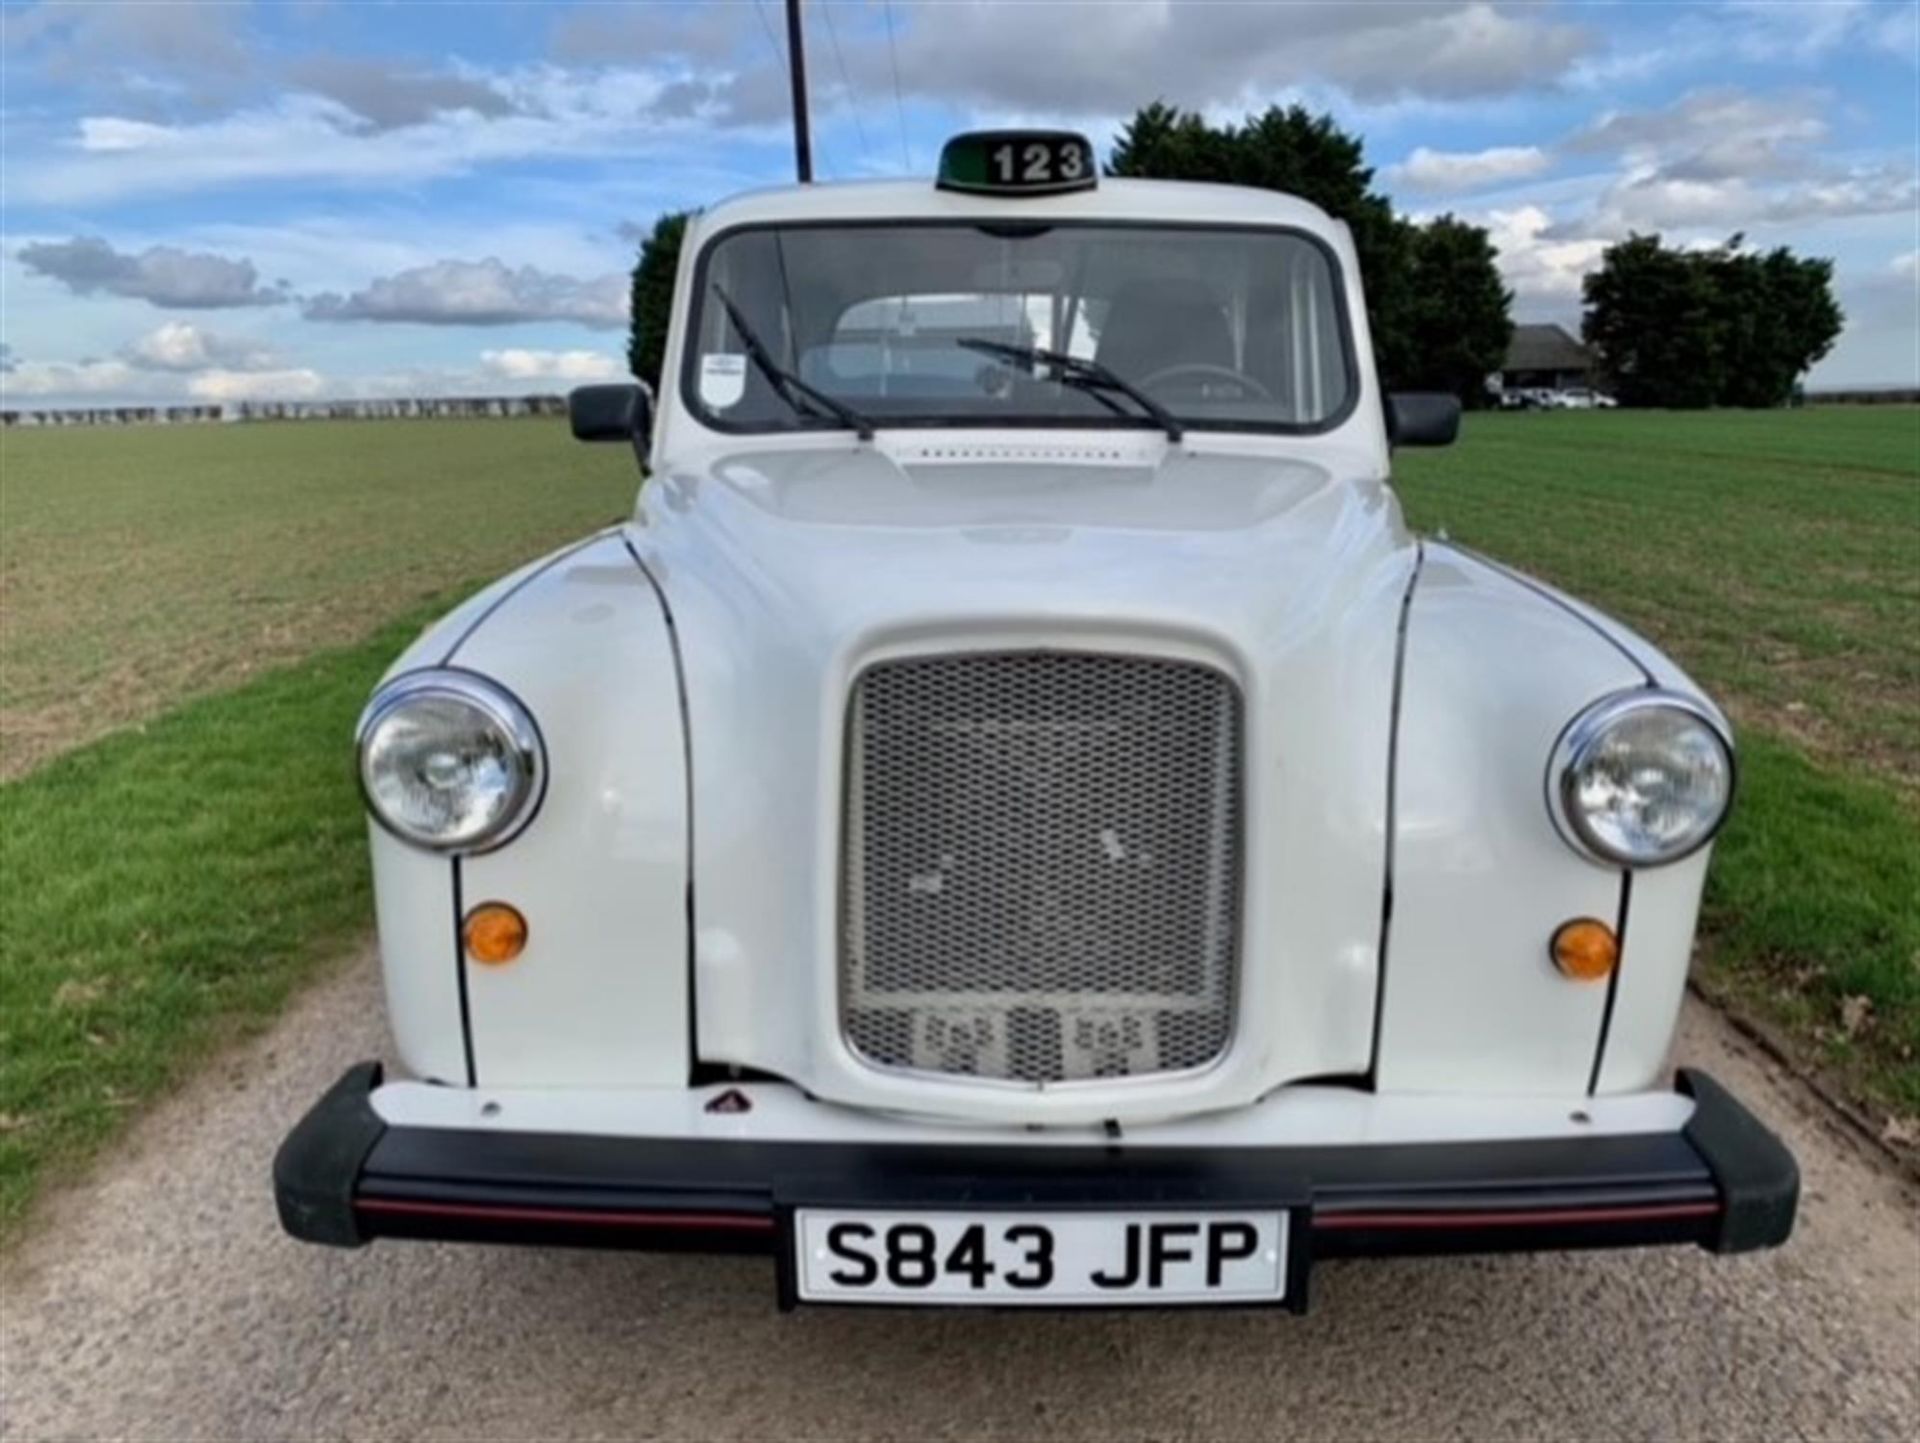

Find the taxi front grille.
xmin=840 ymin=651 xmax=1242 ymax=1086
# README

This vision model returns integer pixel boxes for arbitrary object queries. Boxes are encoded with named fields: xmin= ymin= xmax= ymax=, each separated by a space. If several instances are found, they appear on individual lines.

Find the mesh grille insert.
xmin=841 ymin=651 xmax=1242 ymax=1085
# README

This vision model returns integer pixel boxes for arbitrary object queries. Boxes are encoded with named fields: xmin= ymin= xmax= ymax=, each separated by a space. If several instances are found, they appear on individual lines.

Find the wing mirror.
xmin=1386 ymin=392 xmax=1461 ymax=448
xmin=569 ymin=382 xmax=653 ymax=466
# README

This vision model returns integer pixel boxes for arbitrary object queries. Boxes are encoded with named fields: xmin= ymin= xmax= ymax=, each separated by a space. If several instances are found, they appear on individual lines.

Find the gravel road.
xmin=2 ymin=949 xmax=1915 ymax=1443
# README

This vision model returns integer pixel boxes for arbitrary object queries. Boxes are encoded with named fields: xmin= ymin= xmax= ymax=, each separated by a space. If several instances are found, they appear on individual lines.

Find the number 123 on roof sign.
xmin=938 ymin=130 xmax=1098 ymax=196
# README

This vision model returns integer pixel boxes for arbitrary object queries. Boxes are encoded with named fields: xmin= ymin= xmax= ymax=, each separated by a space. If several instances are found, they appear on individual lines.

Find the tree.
xmin=1110 ymin=103 xmax=1408 ymax=378
xmin=627 ymin=211 xmax=691 ymax=393
xmin=1720 ymin=244 xmax=1842 ymax=408
xmin=1581 ymin=235 xmax=1720 ymax=407
xmin=1583 ymin=233 xmax=1841 ymax=408
xmin=1399 ymin=215 xmax=1514 ymax=407
xmin=1108 ymin=102 xmax=1511 ymax=399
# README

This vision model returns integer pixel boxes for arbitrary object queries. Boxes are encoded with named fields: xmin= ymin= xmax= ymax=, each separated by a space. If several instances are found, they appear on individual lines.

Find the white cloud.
xmin=0 ymin=342 xmax=618 ymax=407
xmin=5 ymin=5 xmax=1908 ymax=397
xmin=121 ymin=321 xmax=275 ymax=372
xmin=1 ymin=358 xmax=161 ymax=398
xmin=3 ymin=0 xmax=250 ymax=90
xmin=1549 ymin=88 xmax=1915 ymax=242
xmin=9 ymin=2 xmax=1602 ymax=208
xmin=853 ymin=1 xmax=1591 ymax=115
xmin=551 ymin=1 xmax=1599 ymax=125
xmin=549 ymin=5 xmax=760 ymax=69
xmin=0 ymin=354 xmax=321 ymax=404
xmin=11 ymin=87 xmax=667 ymax=206
xmin=1387 ymin=144 xmax=1549 ymax=193
xmin=285 ymin=56 xmax=516 ymax=132
xmin=478 ymin=348 xmax=623 ymax=384
xmin=1568 ymin=88 xmax=1828 ymax=181
xmin=889 ymin=1 xmax=1593 ymax=115
xmin=185 ymin=368 xmax=326 ymax=402
xmin=4 ymin=1 xmax=547 ymax=130
xmin=1813 ymin=244 xmax=1920 ymax=387
xmin=1871 ymin=3 xmax=1920 ymax=61
xmin=1562 ymin=164 xmax=1918 ymax=241
xmin=16 ymin=235 xmax=287 ymax=308
xmin=158 ymin=214 xmax=633 ymax=304
xmin=1482 ymin=205 xmax=1610 ymax=302
xmin=1722 ymin=0 xmax=1920 ymax=65
xmin=4 ymin=48 xmax=788 ymax=210
xmin=1303 ymin=2 xmax=1593 ymax=103
xmin=76 ymin=117 xmax=173 ymax=153
xmin=303 ymin=257 xmax=625 ymax=328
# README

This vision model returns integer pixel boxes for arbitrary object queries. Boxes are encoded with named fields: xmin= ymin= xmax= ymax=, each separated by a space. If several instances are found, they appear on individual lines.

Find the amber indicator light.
xmin=463 ymin=902 xmax=529 ymax=965
xmin=1550 ymin=917 xmax=1619 ymax=981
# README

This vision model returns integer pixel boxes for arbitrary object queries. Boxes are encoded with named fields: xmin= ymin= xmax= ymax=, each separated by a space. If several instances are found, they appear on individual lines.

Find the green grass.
xmin=0 ymin=408 xmax=1913 ymax=1239
xmin=0 ymin=600 xmax=456 ymax=1236
xmin=0 ymin=419 xmax=637 ymax=779
xmin=1396 ymin=409 xmax=1920 ymax=1117
xmin=1700 ymin=733 xmax=1920 ymax=1104
xmin=0 ymin=415 xmax=635 ymax=1238
xmin=1396 ymin=408 xmax=1919 ymax=790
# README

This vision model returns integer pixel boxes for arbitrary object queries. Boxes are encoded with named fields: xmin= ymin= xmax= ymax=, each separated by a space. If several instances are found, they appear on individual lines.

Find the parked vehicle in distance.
xmin=1551 ymin=387 xmax=1618 ymax=410
xmin=277 ymin=129 xmax=1796 ymax=1312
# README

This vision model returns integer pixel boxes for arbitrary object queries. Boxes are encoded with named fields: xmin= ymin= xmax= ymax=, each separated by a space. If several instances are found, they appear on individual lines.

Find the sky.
xmin=2 ymin=0 xmax=1915 ymax=407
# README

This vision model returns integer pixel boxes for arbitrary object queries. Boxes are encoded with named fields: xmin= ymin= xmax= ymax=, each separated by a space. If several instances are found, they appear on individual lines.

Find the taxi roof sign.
xmin=937 ymin=131 xmax=1098 ymax=197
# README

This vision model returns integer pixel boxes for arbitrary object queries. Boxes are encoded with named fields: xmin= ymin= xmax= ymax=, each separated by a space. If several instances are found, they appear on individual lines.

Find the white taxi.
xmin=277 ymin=132 xmax=1795 ymax=1311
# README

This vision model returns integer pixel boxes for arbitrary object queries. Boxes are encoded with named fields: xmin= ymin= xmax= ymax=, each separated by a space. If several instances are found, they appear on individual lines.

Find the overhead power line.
xmin=883 ymin=0 xmax=911 ymax=171
xmin=749 ymin=0 xmax=783 ymax=69
xmin=819 ymin=1 xmax=873 ymax=170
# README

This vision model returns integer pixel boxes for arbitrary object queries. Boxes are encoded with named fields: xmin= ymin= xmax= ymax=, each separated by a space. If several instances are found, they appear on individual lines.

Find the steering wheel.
xmin=1136 ymin=362 xmax=1273 ymax=402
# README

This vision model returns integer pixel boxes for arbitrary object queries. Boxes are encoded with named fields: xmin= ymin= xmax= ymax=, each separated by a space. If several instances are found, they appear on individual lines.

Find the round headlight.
xmin=356 ymin=672 xmax=543 ymax=853
xmin=1550 ymin=690 xmax=1733 ymax=867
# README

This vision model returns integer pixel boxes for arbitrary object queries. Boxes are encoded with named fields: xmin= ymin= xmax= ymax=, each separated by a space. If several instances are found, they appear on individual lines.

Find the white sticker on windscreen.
xmin=700 ymin=353 xmax=747 ymax=408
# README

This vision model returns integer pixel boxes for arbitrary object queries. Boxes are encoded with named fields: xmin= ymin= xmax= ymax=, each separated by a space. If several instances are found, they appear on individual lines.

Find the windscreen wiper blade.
xmin=711 ymin=284 xmax=875 ymax=440
xmin=956 ymin=337 xmax=1183 ymax=442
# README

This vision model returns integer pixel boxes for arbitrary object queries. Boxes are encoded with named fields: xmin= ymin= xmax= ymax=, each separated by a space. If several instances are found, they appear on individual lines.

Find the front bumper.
xmin=276 ymin=1065 xmax=1797 ymax=1287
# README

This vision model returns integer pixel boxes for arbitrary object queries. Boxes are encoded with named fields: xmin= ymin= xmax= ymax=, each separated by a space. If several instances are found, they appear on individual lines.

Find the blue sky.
xmin=2 ymin=0 xmax=1915 ymax=405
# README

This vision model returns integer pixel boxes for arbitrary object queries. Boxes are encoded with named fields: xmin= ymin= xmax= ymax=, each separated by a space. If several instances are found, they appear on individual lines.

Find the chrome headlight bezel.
xmin=1548 ymin=689 xmax=1735 ymax=868
xmin=355 ymin=669 xmax=545 ymax=854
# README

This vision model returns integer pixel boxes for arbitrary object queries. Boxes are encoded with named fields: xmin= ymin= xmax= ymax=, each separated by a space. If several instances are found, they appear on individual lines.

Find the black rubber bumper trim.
xmin=275 ymin=1064 xmax=1797 ymax=1262
xmin=273 ymin=1060 xmax=388 ymax=1247
xmin=1677 ymin=1067 xmax=1800 ymax=1253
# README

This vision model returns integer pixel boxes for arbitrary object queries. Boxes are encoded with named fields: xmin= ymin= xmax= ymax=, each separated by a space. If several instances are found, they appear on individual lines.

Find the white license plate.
xmin=792 ymin=1208 xmax=1289 ymax=1306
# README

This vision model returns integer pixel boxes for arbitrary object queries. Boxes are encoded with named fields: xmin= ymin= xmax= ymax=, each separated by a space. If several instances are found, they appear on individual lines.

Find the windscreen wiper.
xmin=956 ymin=337 xmax=1183 ymax=442
xmin=711 ymin=284 xmax=875 ymax=440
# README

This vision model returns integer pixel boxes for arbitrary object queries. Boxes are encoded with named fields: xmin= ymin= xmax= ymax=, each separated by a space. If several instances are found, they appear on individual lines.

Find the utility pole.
xmin=784 ymin=0 xmax=814 ymax=183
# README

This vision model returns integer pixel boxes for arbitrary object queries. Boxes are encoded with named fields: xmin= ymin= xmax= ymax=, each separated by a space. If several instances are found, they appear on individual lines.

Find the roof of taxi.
xmin=689 ymin=176 xmax=1345 ymax=238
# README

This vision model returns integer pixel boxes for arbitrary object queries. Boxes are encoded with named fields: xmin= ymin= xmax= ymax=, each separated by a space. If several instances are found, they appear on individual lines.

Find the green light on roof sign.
xmin=937 ymin=131 xmax=1098 ymax=196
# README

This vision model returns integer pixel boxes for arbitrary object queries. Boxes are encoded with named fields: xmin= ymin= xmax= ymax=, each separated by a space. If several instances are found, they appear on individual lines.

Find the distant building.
xmin=1499 ymin=324 xmax=1594 ymax=393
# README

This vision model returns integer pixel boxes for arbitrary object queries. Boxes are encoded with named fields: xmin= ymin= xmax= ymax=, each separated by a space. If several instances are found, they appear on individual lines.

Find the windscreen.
xmin=684 ymin=223 xmax=1352 ymax=434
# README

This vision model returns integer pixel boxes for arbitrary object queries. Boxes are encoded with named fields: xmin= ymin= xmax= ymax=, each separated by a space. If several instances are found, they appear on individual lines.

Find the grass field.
xmin=0 ymin=408 xmax=1914 ymax=1238
xmin=0 ymin=419 xmax=636 ymax=779
xmin=1395 ymin=408 xmax=1920 ymax=1123
xmin=0 ymin=418 xmax=635 ymax=1234
xmin=0 ymin=601 xmax=454 ymax=1231
xmin=1396 ymin=408 xmax=1920 ymax=797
